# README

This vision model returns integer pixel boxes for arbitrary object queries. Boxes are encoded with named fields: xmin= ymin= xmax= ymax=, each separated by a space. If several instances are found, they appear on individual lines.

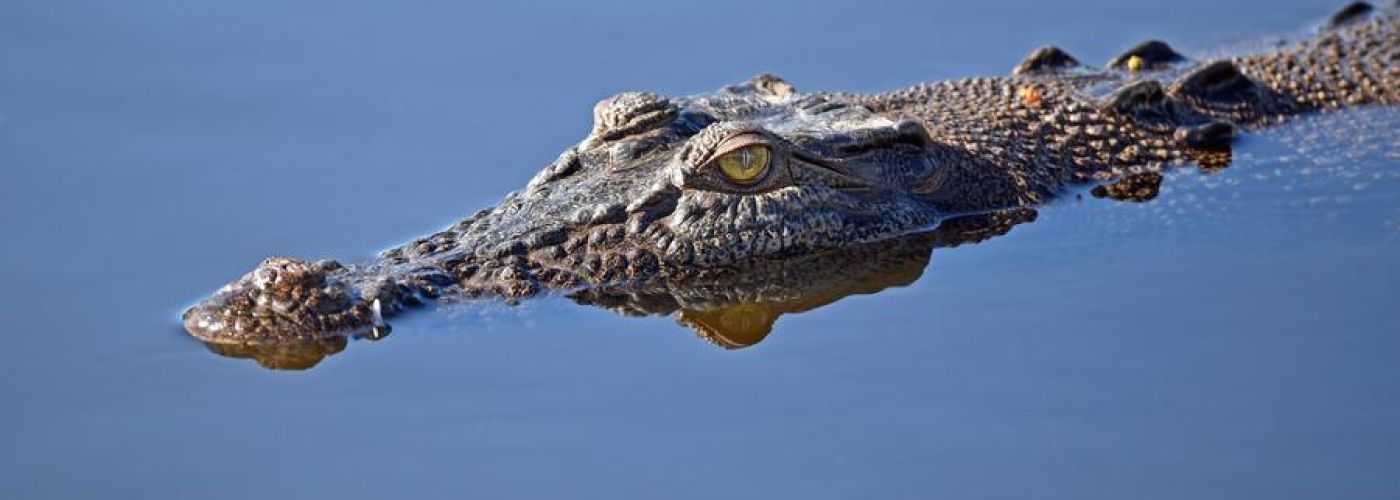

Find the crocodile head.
xmin=448 ymin=75 xmax=952 ymax=280
xmin=186 ymin=75 xmax=957 ymax=343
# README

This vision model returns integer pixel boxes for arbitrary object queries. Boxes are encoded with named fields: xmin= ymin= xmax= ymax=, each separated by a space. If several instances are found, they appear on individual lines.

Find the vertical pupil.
xmin=717 ymin=144 xmax=768 ymax=183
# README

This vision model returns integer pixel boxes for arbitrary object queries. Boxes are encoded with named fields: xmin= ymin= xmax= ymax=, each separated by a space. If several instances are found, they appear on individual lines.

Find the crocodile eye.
xmin=716 ymin=144 xmax=770 ymax=183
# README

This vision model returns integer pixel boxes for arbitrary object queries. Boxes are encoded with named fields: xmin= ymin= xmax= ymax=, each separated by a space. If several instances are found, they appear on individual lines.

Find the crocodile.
xmin=183 ymin=2 xmax=1398 ymax=347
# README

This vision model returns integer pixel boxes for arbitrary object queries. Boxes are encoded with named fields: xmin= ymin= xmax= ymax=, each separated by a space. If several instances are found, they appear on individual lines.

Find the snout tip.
xmin=181 ymin=257 xmax=375 ymax=345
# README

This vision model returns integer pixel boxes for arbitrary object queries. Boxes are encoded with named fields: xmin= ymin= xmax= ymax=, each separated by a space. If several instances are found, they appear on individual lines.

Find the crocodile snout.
xmin=184 ymin=257 xmax=374 ymax=344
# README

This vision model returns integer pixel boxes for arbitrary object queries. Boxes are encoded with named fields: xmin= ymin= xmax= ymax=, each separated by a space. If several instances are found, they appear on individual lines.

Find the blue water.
xmin=2 ymin=0 xmax=1398 ymax=498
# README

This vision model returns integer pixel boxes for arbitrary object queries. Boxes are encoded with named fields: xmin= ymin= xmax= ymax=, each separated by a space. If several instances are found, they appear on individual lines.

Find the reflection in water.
xmin=1090 ymin=147 xmax=1233 ymax=202
xmin=1188 ymin=147 xmax=1233 ymax=173
xmin=201 ymin=328 xmax=388 ymax=370
xmin=571 ymin=208 xmax=1037 ymax=349
xmin=1091 ymin=172 xmax=1164 ymax=202
xmin=678 ymin=305 xmax=778 ymax=349
xmin=202 ymin=336 xmax=348 ymax=370
xmin=202 ymin=142 xmax=1236 ymax=369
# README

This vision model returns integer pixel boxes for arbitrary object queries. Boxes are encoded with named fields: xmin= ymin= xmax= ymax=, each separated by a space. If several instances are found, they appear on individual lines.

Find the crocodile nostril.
xmin=252 ymin=257 xmax=328 ymax=294
xmin=254 ymin=267 xmax=280 ymax=285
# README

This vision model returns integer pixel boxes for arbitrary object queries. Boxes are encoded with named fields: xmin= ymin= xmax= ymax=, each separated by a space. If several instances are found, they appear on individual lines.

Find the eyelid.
xmin=709 ymin=133 xmax=772 ymax=161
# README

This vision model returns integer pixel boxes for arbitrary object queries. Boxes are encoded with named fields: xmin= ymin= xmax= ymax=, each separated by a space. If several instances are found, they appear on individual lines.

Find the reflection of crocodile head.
xmin=570 ymin=209 xmax=1037 ymax=349
xmin=197 ymin=323 xmax=388 ymax=371
xmin=183 ymin=4 xmax=1394 ymax=347
xmin=201 ymin=336 xmax=348 ymax=371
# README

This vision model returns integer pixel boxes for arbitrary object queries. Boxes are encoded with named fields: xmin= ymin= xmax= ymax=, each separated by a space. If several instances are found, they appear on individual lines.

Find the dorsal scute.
xmin=1108 ymin=40 xmax=1187 ymax=70
xmin=1013 ymin=45 xmax=1082 ymax=75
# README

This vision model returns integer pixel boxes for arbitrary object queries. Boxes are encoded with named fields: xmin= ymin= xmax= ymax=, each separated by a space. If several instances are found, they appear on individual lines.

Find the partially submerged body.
xmin=184 ymin=3 xmax=1398 ymax=347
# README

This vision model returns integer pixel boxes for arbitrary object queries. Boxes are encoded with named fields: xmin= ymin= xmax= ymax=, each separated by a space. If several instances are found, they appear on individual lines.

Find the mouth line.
xmin=791 ymin=151 xmax=878 ymax=190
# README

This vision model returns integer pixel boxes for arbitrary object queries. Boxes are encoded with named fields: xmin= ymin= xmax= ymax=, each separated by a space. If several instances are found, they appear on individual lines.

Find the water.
xmin=2 ymin=0 xmax=1398 ymax=498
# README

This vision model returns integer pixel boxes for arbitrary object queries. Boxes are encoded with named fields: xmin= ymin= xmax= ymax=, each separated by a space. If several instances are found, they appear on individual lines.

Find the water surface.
xmin=2 ymin=0 xmax=1398 ymax=498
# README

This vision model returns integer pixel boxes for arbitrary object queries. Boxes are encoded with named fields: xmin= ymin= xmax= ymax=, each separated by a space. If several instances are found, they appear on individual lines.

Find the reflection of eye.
xmin=716 ymin=144 xmax=771 ymax=183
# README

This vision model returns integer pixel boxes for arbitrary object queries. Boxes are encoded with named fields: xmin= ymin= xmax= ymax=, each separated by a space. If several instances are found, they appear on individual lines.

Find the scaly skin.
xmin=184 ymin=4 xmax=1398 ymax=345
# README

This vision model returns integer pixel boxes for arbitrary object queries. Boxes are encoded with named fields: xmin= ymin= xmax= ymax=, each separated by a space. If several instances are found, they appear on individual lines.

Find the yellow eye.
xmin=716 ymin=144 xmax=770 ymax=183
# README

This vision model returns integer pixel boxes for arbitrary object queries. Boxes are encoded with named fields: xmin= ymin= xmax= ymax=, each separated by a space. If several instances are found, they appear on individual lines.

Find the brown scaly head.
xmin=186 ymin=75 xmax=962 ymax=345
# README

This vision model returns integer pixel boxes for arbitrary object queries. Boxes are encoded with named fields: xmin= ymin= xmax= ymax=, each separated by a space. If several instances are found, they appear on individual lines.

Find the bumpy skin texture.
xmin=184 ymin=5 xmax=1398 ymax=344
